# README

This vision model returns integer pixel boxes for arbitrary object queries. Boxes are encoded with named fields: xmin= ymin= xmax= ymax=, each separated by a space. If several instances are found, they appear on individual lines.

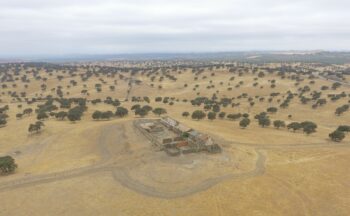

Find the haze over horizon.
xmin=1 ymin=0 xmax=349 ymax=57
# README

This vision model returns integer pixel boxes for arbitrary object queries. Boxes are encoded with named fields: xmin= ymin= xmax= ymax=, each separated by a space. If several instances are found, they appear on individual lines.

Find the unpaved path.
xmin=111 ymin=149 xmax=266 ymax=199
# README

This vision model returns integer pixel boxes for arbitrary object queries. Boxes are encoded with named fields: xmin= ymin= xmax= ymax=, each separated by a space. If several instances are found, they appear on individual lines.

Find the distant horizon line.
xmin=0 ymin=49 xmax=350 ymax=64
xmin=0 ymin=49 xmax=346 ymax=57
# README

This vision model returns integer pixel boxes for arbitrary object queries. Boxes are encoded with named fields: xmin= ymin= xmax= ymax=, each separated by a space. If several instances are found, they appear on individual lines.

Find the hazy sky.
xmin=0 ymin=0 xmax=349 ymax=57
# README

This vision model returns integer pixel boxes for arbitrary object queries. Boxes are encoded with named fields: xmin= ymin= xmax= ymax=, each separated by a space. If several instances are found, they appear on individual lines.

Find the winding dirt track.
xmin=111 ymin=149 xmax=266 ymax=199
xmin=0 ymin=121 xmax=349 ymax=198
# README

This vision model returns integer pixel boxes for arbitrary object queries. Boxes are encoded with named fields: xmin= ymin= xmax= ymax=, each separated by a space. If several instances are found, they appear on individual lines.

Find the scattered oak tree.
xmin=191 ymin=110 xmax=206 ymax=120
xmin=258 ymin=117 xmax=271 ymax=127
xmin=182 ymin=111 xmax=190 ymax=117
xmin=152 ymin=108 xmax=167 ymax=116
xmin=0 ymin=118 xmax=7 ymax=127
xmin=300 ymin=121 xmax=317 ymax=135
xmin=287 ymin=122 xmax=301 ymax=132
xmin=0 ymin=156 xmax=17 ymax=174
xmin=28 ymin=121 xmax=45 ymax=134
xmin=55 ymin=111 xmax=68 ymax=120
xmin=37 ymin=112 xmax=49 ymax=121
xmin=135 ymin=107 xmax=149 ymax=118
xmin=329 ymin=130 xmax=345 ymax=142
xmin=115 ymin=107 xmax=128 ymax=117
xmin=218 ymin=112 xmax=226 ymax=119
xmin=273 ymin=120 xmax=286 ymax=129
xmin=337 ymin=125 xmax=350 ymax=133
xmin=207 ymin=112 xmax=216 ymax=121
xmin=267 ymin=107 xmax=278 ymax=114
xmin=239 ymin=118 xmax=250 ymax=129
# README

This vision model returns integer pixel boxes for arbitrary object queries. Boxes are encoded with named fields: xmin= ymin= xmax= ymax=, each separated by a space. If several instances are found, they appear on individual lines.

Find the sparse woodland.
xmin=0 ymin=61 xmax=349 ymax=143
xmin=1 ymin=60 xmax=350 ymax=215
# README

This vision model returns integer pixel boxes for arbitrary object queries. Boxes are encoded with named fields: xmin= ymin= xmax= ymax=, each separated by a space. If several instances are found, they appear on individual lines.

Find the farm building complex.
xmin=134 ymin=117 xmax=222 ymax=156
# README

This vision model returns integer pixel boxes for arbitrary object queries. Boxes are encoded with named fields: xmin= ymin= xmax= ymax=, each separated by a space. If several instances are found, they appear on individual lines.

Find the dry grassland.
xmin=0 ymin=62 xmax=349 ymax=215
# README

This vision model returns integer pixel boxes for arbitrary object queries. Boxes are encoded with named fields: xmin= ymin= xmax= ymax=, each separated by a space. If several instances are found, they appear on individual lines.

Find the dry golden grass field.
xmin=0 ymin=62 xmax=350 ymax=215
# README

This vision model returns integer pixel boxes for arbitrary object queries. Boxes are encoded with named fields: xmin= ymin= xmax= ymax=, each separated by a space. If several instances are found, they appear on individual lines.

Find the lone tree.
xmin=37 ymin=112 xmax=49 ymax=121
xmin=227 ymin=113 xmax=241 ymax=121
xmin=258 ymin=117 xmax=271 ymax=127
xmin=0 ymin=155 xmax=17 ymax=174
xmin=55 ymin=111 xmax=68 ymax=120
xmin=101 ymin=111 xmax=114 ymax=120
xmin=267 ymin=107 xmax=278 ymax=114
xmin=142 ymin=105 xmax=153 ymax=112
xmin=218 ymin=112 xmax=226 ymax=119
xmin=131 ymin=104 xmax=141 ymax=111
xmin=239 ymin=118 xmax=250 ymax=129
xmin=207 ymin=112 xmax=216 ymax=121
xmin=92 ymin=111 xmax=102 ymax=120
xmin=67 ymin=106 xmax=85 ymax=122
xmin=329 ymin=130 xmax=345 ymax=142
xmin=287 ymin=122 xmax=301 ymax=132
xmin=191 ymin=110 xmax=206 ymax=120
xmin=92 ymin=111 xmax=114 ymax=120
xmin=273 ymin=120 xmax=285 ymax=129
xmin=28 ymin=121 xmax=45 ymax=134
xmin=300 ymin=121 xmax=317 ymax=135
xmin=335 ymin=104 xmax=349 ymax=116
xmin=212 ymin=104 xmax=220 ymax=113
xmin=152 ymin=108 xmax=167 ymax=116
xmin=23 ymin=108 xmax=33 ymax=116
xmin=0 ymin=118 xmax=7 ymax=127
xmin=115 ymin=107 xmax=128 ymax=117
xmin=68 ymin=112 xmax=81 ymax=122
xmin=135 ymin=107 xmax=149 ymax=118
xmin=337 ymin=125 xmax=350 ymax=133
xmin=182 ymin=111 xmax=190 ymax=117
xmin=16 ymin=113 xmax=23 ymax=119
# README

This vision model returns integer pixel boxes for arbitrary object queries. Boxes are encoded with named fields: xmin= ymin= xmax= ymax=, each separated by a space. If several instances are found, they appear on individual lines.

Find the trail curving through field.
xmin=111 ymin=149 xmax=266 ymax=199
